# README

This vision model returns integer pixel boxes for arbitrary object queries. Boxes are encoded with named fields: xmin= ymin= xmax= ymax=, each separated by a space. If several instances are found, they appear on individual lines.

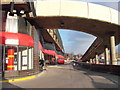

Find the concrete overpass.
xmin=27 ymin=0 xmax=120 ymax=65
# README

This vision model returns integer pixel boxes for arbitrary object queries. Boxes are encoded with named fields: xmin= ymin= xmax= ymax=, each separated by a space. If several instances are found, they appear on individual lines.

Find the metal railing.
xmin=74 ymin=61 xmax=120 ymax=76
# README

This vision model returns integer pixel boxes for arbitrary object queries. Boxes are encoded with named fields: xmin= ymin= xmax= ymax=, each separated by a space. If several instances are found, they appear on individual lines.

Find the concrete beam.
xmin=95 ymin=54 xmax=99 ymax=64
xmin=90 ymin=58 xmax=93 ymax=64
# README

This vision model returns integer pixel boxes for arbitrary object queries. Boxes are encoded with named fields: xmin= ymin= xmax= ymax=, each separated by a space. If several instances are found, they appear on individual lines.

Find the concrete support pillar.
xmin=95 ymin=54 xmax=99 ymax=64
xmin=104 ymin=47 xmax=109 ymax=65
xmin=110 ymin=36 xmax=117 ymax=65
xmin=90 ymin=59 xmax=93 ymax=64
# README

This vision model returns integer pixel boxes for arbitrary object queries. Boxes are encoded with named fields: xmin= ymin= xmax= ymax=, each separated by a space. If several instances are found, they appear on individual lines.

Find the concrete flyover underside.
xmin=27 ymin=1 xmax=120 ymax=61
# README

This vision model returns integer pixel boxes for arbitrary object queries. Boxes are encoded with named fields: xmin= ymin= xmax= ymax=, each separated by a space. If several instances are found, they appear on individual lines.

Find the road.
xmin=3 ymin=64 xmax=120 ymax=89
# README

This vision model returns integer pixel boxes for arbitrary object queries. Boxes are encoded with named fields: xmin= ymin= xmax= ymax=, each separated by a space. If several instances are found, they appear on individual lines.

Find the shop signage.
xmin=5 ymin=39 xmax=19 ymax=45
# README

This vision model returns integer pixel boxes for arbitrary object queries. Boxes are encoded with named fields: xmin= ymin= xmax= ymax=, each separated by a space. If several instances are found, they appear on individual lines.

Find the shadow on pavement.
xmin=91 ymin=81 xmax=118 ymax=89
xmin=2 ymin=82 xmax=25 ymax=89
xmin=73 ymin=64 xmax=120 ymax=89
xmin=1 ymin=77 xmax=25 ymax=89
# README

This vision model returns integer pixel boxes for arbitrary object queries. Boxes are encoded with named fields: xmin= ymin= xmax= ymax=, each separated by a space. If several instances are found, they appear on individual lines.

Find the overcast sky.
xmin=58 ymin=0 xmax=119 ymax=55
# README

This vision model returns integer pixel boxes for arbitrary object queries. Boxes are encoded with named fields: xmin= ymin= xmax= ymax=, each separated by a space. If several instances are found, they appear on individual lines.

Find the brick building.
xmin=1 ymin=0 xmax=64 ymax=78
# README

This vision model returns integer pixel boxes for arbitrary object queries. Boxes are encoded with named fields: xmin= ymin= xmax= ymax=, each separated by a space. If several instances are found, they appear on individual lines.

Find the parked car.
xmin=57 ymin=59 xmax=64 ymax=64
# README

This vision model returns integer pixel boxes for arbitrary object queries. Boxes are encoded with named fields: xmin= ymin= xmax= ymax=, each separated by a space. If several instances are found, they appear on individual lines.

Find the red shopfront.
xmin=0 ymin=10 xmax=38 ymax=77
xmin=38 ymin=41 xmax=57 ymax=64
xmin=0 ymin=31 xmax=35 ymax=77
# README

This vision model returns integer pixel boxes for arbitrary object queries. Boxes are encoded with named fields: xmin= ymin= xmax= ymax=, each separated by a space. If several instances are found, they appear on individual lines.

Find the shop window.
xmin=4 ymin=45 xmax=18 ymax=71
xmin=2 ymin=45 xmax=34 ymax=71
xmin=28 ymin=47 xmax=34 ymax=69
xmin=18 ymin=17 xmax=27 ymax=34
xmin=19 ymin=46 xmax=28 ymax=70
xmin=6 ymin=12 xmax=18 ymax=33
xmin=18 ymin=17 xmax=32 ymax=36
xmin=19 ymin=46 xmax=34 ymax=70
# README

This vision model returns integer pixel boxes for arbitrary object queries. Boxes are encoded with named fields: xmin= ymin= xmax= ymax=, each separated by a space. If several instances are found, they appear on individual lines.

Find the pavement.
xmin=2 ymin=63 xmax=120 ymax=89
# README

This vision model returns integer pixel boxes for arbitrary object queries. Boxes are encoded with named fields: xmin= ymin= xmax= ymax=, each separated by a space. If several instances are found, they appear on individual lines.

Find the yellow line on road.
xmin=0 ymin=75 xmax=36 ymax=83
xmin=0 ymin=71 xmax=45 ymax=83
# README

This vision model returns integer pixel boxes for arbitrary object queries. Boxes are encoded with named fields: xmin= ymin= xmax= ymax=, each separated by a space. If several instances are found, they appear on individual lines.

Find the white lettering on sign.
xmin=5 ymin=39 xmax=19 ymax=45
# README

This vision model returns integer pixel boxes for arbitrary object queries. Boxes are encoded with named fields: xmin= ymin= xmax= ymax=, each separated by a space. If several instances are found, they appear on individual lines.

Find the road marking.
xmin=0 ymin=75 xmax=36 ymax=83
xmin=0 ymin=71 xmax=45 ymax=83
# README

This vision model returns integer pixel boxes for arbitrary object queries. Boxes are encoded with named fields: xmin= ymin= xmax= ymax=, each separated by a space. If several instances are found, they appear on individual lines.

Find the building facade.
xmin=1 ymin=0 xmax=64 ymax=78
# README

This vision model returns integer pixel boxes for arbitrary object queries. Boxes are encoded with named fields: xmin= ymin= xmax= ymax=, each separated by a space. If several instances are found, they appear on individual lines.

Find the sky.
xmin=59 ymin=29 xmax=96 ymax=54
xmin=58 ymin=0 xmax=120 ymax=55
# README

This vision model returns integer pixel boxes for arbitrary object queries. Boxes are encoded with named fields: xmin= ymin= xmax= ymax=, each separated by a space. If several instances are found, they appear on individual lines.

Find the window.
xmin=28 ymin=47 xmax=34 ymax=69
xmin=18 ymin=17 xmax=32 ymax=36
xmin=6 ymin=12 xmax=18 ymax=33
xmin=4 ymin=45 xmax=18 ymax=71
xmin=1 ymin=44 xmax=34 ymax=71
xmin=4 ymin=12 xmax=32 ymax=36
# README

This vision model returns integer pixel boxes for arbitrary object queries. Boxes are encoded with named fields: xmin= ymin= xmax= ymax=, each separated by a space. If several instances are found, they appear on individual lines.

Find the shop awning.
xmin=38 ymin=41 xmax=57 ymax=56
xmin=38 ymin=41 xmax=56 ymax=55
xmin=57 ymin=55 xmax=65 ymax=59
xmin=42 ymin=49 xmax=56 ymax=56
xmin=0 ymin=31 xmax=34 ymax=47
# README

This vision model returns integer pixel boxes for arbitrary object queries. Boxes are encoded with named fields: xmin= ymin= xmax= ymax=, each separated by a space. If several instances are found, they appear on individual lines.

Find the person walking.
xmin=39 ymin=59 xmax=44 ymax=71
